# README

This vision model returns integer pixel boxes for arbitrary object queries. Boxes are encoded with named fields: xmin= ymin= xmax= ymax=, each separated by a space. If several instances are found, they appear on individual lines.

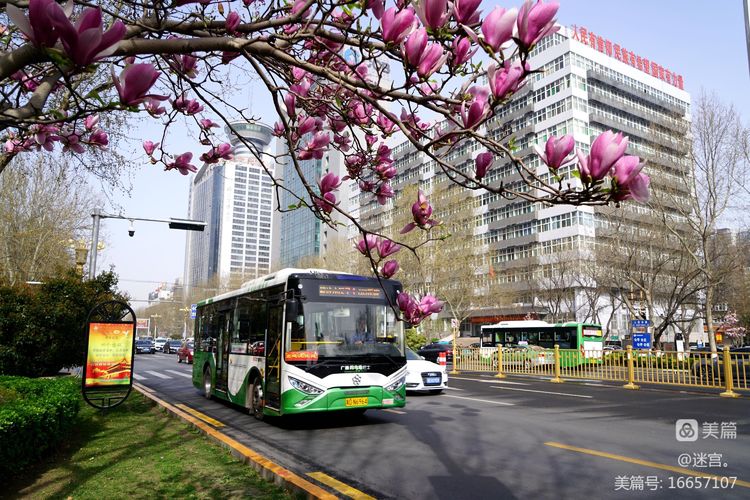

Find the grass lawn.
xmin=5 ymin=391 xmax=293 ymax=500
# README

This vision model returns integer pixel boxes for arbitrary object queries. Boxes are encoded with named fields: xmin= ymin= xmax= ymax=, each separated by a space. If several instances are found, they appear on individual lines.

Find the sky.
xmin=97 ymin=1 xmax=750 ymax=307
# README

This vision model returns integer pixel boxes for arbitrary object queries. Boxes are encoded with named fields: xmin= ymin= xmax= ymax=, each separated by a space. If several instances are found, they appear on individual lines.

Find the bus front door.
xmin=264 ymin=303 xmax=283 ymax=411
xmin=215 ymin=309 xmax=232 ymax=393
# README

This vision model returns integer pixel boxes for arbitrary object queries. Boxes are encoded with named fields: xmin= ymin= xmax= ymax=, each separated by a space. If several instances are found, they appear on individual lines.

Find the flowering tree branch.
xmin=0 ymin=0 xmax=652 ymax=324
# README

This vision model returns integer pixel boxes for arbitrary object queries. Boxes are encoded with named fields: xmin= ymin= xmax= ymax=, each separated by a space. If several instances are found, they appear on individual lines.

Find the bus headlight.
xmin=288 ymin=376 xmax=324 ymax=395
xmin=385 ymin=375 xmax=406 ymax=392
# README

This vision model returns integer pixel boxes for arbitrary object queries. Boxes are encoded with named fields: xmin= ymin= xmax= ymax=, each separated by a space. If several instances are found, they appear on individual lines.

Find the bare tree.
xmin=655 ymin=91 xmax=750 ymax=352
xmin=0 ymin=154 xmax=98 ymax=284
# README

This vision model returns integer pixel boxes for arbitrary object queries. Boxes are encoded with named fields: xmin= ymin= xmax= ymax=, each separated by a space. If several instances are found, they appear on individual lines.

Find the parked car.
xmin=691 ymin=347 xmax=750 ymax=384
xmin=154 ymin=337 xmax=168 ymax=351
xmin=135 ymin=339 xmax=155 ymax=354
xmin=163 ymin=339 xmax=183 ymax=354
xmin=177 ymin=341 xmax=194 ymax=364
xmin=417 ymin=343 xmax=453 ymax=363
xmin=405 ymin=348 xmax=448 ymax=394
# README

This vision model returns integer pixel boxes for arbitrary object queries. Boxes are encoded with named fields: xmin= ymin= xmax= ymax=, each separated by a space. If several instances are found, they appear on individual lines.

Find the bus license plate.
xmin=345 ymin=397 xmax=368 ymax=407
xmin=425 ymin=377 xmax=441 ymax=385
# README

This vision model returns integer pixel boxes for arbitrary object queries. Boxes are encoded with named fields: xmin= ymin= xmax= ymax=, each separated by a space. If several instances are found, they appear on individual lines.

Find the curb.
xmin=133 ymin=383 xmax=338 ymax=500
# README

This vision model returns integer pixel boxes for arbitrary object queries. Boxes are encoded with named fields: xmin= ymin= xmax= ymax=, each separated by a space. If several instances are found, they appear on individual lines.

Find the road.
xmin=133 ymin=352 xmax=750 ymax=499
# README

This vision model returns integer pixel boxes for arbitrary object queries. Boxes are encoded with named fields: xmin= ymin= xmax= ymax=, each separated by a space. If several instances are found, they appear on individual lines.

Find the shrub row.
xmin=0 ymin=375 xmax=81 ymax=480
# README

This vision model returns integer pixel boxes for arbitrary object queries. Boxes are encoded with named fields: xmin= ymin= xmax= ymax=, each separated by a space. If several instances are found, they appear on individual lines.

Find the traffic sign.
xmin=190 ymin=303 xmax=197 ymax=319
xmin=632 ymin=333 xmax=652 ymax=349
xmin=631 ymin=319 xmax=652 ymax=328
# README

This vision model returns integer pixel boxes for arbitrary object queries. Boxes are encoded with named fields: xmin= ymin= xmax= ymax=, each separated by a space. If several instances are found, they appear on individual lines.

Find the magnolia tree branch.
xmin=0 ymin=0 xmax=654 ymax=324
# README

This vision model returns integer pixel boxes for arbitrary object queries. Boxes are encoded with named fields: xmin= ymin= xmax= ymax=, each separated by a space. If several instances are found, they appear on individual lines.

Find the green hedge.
xmin=0 ymin=375 xmax=81 ymax=480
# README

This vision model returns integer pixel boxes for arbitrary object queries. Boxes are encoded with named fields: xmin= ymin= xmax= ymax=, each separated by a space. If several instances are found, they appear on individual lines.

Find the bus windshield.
xmin=287 ymin=301 xmax=404 ymax=358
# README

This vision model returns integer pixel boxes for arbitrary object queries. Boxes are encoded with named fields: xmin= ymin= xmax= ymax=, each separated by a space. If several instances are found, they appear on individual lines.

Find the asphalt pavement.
xmin=132 ymin=353 xmax=750 ymax=499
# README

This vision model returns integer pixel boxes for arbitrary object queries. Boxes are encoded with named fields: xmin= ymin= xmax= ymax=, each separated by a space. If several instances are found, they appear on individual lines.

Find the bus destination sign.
xmin=319 ymin=285 xmax=383 ymax=299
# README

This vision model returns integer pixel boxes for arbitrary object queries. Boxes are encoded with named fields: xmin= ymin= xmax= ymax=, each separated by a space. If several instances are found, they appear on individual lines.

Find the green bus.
xmin=192 ymin=269 xmax=407 ymax=419
xmin=479 ymin=320 xmax=604 ymax=366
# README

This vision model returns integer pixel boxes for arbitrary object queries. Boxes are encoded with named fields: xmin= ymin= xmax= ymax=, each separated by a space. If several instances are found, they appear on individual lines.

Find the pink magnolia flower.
xmin=403 ymin=28 xmax=428 ymax=67
xmin=167 ymin=152 xmax=197 ymax=175
xmin=460 ymin=86 xmax=490 ymax=129
xmin=143 ymin=140 xmax=159 ymax=156
xmin=31 ymin=124 xmax=60 ymax=151
xmin=516 ymin=0 xmax=559 ymax=49
xmin=535 ymin=134 xmax=574 ymax=171
xmin=88 ymin=129 xmax=109 ymax=147
xmin=333 ymin=133 xmax=352 ymax=151
xmin=318 ymin=171 xmax=341 ymax=194
xmin=284 ymin=93 xmax=297 ymax=118
xmin=222 ymin=51 xmax=240 ymax=64
xmin=144 ymin=98 xmax=166 ymax=117
xmin=113 ymin=64 xmax=166 ymax=107
xmin=402 ymin=189 xmax=438 ymax=233
xmin=62 ymin=132 xmax=85 ymax=154
xmin=451 ymin=37 xmax=476 ymax=67
xmin=368 ymin=0 xmax=386 ymax=20
xmin=381 ymin=260 xmax=399 ymax=279
xmin=487 ymin=60 xmax=526 ymax=100
xmin=376 ymin=182 xmax=394 ymax=205
xmin=84 ymin=115 xmax=99 ymax=130
xmin=314 ymin=192 xmax=338 ymax=214
xmin=290 ymin=0 xmax=311 ymax=18
xmin=48 ymin=6 xmax=126 ymax=66
xmin=419 ymin=294 xmax=444 ymax=315
xmin=200 ymin=143 xmax=233 ymax=164
xmin=378 ymin=238 xmax=401 ymax=259
xmin=170 ymin=54 xmax=199 ymax=79
xmin=475 ymin=151 xmax=493 ymax=180
xmin=6 ymin=0 xmax=69 ymax=48
xmin=226 ymin=11 xmax=241 ymax=34
xmin=581 ymin=130 xmax=629 ymax=181
xmin=454 ymin=0 xmax=482 ymax=25
xmin=377 ymin=113 xmax=397 ymax=135
xmin=414 ymin=0 xmax=451 ymax=30
xmin=172 ymin=94 xmax=204 ymax=115
xmin=481 ymin=6 xmax=517 ymax=52
xmin=417 ymin=43 xmax=448 ymax=78
xmin=273 ymin=122 xmax=285 ymax=137
xmin=612 ymin=155 xmax=650 ymax=202
xmin=200 ymin=118 xmax=219 ymax=130
xmin=298 ymin=132 xmax=330 ymax=160
xmin=381 ymin=7 xmax=416 ymax=44
xmin=356 ymin=234 xmax=380 ymax=255
xmin=297 ymin=115 xmax=323 ymax=137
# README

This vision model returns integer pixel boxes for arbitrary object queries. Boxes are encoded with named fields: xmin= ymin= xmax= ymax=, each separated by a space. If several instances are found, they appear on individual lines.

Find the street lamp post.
xmin=87 ymin=209 xmax=206 ymax=280
xmin=150 ymin=314 xmax=161 ymax=337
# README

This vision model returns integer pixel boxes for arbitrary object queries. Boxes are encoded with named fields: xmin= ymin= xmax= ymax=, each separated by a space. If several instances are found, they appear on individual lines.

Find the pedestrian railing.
xmin=453 ymin=345 xmax=748 ymax=397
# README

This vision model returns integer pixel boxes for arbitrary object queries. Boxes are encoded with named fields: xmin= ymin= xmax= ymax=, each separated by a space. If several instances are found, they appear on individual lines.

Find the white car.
xmin=154 ymin=337 xmax=168 ymax=352
xmin=405 ymin=348 xmax=448 ymax=394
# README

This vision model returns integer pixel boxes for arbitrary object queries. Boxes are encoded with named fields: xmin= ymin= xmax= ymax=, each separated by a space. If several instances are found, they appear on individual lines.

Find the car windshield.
xmin=136 ymin=340 xmax=149 ymax=345
xmin=287 ymin=301 xmax=404 ymax=358
xmin=406 ymin=348 xmax=421 ymax=360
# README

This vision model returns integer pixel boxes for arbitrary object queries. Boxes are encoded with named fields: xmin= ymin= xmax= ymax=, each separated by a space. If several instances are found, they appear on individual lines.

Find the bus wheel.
xmin=250 ymin=378 xmax=264 ymax=421
xmin=202 ymin=367 xmax=212 ymax=399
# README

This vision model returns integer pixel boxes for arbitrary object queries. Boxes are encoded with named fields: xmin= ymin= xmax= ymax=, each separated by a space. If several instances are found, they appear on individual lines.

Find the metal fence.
xmin=453 ymin=345 xmax=748 ymax=397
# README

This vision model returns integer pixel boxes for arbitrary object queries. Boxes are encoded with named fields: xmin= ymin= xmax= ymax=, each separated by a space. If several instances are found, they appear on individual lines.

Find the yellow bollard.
xmin=720 ymin=346 xmax=740 ymax=398
xmin=495 ymin=344 xmax=506 ymax=379
xmin=550 ymin=344 xmax=563 ymax=383
xmin=623 ymin=345 xmax=640 ymax=390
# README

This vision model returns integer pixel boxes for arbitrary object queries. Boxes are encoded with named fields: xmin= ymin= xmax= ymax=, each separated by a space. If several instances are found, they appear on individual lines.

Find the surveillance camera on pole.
xmin=128 ymin=219 xmax=135 ymax=237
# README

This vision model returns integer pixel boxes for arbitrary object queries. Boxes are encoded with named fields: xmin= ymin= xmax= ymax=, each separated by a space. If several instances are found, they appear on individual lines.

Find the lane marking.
xmin=490 ymin=386 xmax=593 ymax=399
xmin=174 ymin=403 xmax=226 ymax=428
xmin=132 ymin=386 xmax=336 ymax=500
xmin=444 ymin=386 xmax=464 ymax=391
xmin=443 ymin=395 xmax=514 ymax=406
xmin=132 ymin=373 xmax=146 ymax=380
xmin=383 ymin=409 xmax=406 ymax=414
xmin=145 ymin=370 xmax=171 ymax=379
xmin=307 ymin=472 xmax=376 ymax=500
xmin=451 ymin=376 xmax=527 ymax=386
xmin=545 ymin=442 xmax=750 ymax=488
xmin=165 ymin=369 xmax=193 ymax=378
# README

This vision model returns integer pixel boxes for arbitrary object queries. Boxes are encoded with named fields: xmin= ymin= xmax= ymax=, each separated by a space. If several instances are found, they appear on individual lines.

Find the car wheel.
xmin=250 ymin=378 xmax=264 ymax=421
xmin=202 ymin=367 xmax=212 ymax=399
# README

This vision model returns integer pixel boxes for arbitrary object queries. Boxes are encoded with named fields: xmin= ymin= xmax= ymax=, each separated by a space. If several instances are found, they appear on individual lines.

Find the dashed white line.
xmin=444 ymin=395 xmax=514 ymax=406
xmin=489 ymin=386 xmax=593 ymax=399
xmin=165 ymin=370 xmax=193 ymax=378
xmin=133 ymin=373 xmax=146 ymax=380
xmin=145 ymin=370 xmax=171 ymax=379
